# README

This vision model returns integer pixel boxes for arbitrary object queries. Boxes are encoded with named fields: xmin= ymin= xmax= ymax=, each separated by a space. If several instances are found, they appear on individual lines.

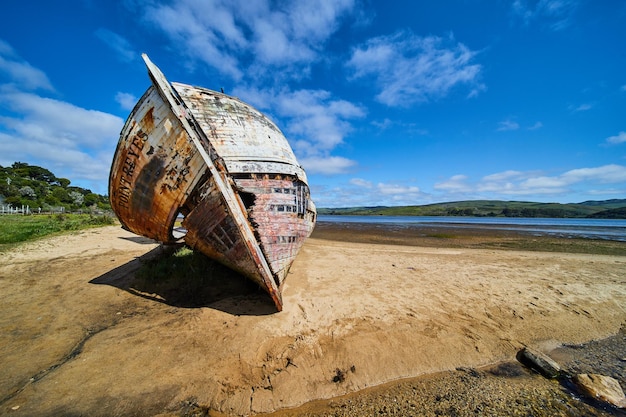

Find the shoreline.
xmin=259 ymin=327 xmax=626 ymax=417
xmin=312 ymin=220 xmax=626 ymax=255
xmin=1 ymin=225 xmax=624 ymax=416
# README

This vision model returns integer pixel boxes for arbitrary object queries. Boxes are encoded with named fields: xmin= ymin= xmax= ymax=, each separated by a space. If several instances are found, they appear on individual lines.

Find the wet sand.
xmin=311 ymin=220 xmax=626 ymax=255
xmin=0 ymin=222 xmax=625 ymax=416
xmin=261 ymin=328 xmax=626 ymax=417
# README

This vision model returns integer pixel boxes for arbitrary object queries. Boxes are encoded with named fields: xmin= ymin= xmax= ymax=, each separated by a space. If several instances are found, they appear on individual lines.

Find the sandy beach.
xmin=0 ymin=223 xmax=625 ymax=416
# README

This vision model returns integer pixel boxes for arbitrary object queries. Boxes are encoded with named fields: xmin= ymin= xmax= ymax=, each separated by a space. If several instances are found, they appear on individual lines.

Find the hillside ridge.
xmin=318 ymin=199 xmax=626 ymax=219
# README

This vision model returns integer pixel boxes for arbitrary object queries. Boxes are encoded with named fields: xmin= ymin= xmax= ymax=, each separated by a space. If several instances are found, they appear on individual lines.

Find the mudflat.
xmin=0 ymin=224 xmax=624 ymax=416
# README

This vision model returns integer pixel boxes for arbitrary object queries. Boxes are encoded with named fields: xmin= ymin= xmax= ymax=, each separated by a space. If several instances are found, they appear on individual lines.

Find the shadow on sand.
xmin=89 ymin=244 xmax=277 ymax=316
xmin=117 ymin=236 xmax=160 ymax=245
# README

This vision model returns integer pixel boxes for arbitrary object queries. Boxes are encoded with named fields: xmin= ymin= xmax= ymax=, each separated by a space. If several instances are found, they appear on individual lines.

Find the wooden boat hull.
xmin=109 ymin=55 xmax=316 ymax=311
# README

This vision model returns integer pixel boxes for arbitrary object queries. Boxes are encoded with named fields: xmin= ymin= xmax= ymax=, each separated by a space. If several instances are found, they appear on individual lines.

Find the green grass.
xmin=0 ymin=213 xmax=115 ymax=249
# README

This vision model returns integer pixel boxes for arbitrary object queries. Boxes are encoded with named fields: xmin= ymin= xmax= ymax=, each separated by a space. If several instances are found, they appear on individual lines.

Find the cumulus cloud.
xmin=1 ymin=91 xmax=122 ymax=148
xmin=482 ymin=170 xmax=527 ymax=182
xmin=235 ymin=86 xmax=365 ymax=175
xmin=274 ymin=89 xmax=365 ymax=151
xmin=0 ymin=40 xmax=122 ymax=191
xmin=142 ymin=2 xmax=245 ymax=79
xmin=436 ymin=165 xmax=626 ymax=199
xmin=350 ymin=178 xmax=373 ymax=188
xmin=606 ymin=131 xmax=626 ymax=145
xmin=94 ymin=28 xmax=136 ymax=62
xmin=139 ymin=0 xmax=356 ymax=81
xmin=346 ymin=31 xmax=484 ymax=107
xmin=132 ymin=0 xmax=364 ymax=176
xmin=0 ymin=39 xmax=54 ymax=91
xmin=371 ymin=118 xmax=429 ymax=136
xmin=321 ymin=164 xmax=625 ymax=207
xmin=320 ymin=177 xmax=422 ymax=207
xmin=371 ymin=118 xmax=394 ymax=131
xmin=559 ymin=165 xmax=626 ymax=184
xmin=434 ymin=174 xmax=471 ymax=192
xmin=352 ymin=178 xmax=422 ymax=195
xmin=115 ymin=92 xmax=137 ymax=111
xmin=377 ymin=182 xmax=420 ymax=195
xmin=0 ymin=89 xmax=123 ymax=191
xmin=299 ymin=155 xmax=356 ymax=175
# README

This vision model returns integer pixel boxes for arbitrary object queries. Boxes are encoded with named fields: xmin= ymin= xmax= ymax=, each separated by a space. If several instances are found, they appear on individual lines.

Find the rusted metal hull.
xmin=109 ymin=55 xmax=316 ymax=311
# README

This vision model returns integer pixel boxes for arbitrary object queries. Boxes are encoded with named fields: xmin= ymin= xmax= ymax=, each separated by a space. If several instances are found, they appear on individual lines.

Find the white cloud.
xmin=275 ymin=89 xmax=365 ymax=151
xmin=377 ymin=182 xmax=420 ymax=195
xmin=482 ymin=170 xmax=527 ymax=182
xmin=0 ymin=90 xmax=123 ymax=192
xmin=528 ymin=121 xmax=543 ymax=130
xmin=300 ymin=155 xmax=356 ymax=175
xmin=497 ymin=119 xmax=520 ymax=131
xmin=434 ymin=174 xmax=471 ymax=192
xmin=94 ymin=28 xmax=136 ymax=63
xmin=0 ymin=40 xmax=120 ymax=192
xmin=586 ymin=188 xmax=624 ymax=196
xmin=143 ymin=2 xmax=245 ymax=79
xmin=1 ymin=91 xmax=122 ymax=148
xmin=320 ymin=164 xmax=626 ymax=207
xmin=512 ymin=0 xmax=580 ymax=31
xmin=520 ymin=175 xmax=568 ymax=189
xmin=478 ymin=170 xmax=538 ymax=194
xmin=606 ymin=131 xmax=626 ymax=145
xmin=371 ymin=118 xmax=394 ymax=131
xmin=0 ymin=39 xmax=54 ymax=91
xmin=437 ymin=165 xmax=626 ymax=199
xmin=315 ymin=178 xmax=423 ymax=207
xmin=560 ymin=164 xmax=626 ymax=184
xmin=235 ymin=86 xmax=365 ymax=174
xmin=134 ymin=1 xmax=457 ymax=180
xmin=350 ymin=178 xmax=373 ymax=188
xmin=115 ymin=92 xmax=137 ymax=111
xmin=139 ymin=0 xmax=356 ymax=81
xmin=288 ymin=0 xmax=355 ymax=41
xmin=346 ymin=31 xmax=484 ymax=107
xmin=371 ymin=118 xmax=429 ymax=136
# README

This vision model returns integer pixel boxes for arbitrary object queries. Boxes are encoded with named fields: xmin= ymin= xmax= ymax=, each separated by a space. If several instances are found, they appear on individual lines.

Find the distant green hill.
xmin=318 ymin=199 xmax=626 ymax=219
xmin=0 ymin=162 xmax=110 ymax=212
xmin=578 ymin=199 xmax=626 ymax=209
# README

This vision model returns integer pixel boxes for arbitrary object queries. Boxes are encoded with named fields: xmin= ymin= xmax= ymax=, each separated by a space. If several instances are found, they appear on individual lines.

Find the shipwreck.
xmin=109 ymin=54 xmax=316 ymax=311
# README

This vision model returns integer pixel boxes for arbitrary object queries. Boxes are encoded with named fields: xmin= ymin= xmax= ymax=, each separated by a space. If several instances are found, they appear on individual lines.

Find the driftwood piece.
xmin=516 ymin=347 xmax=562 ymax=379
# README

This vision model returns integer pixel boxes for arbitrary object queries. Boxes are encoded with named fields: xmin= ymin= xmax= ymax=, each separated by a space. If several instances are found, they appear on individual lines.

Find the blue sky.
xmin=1 ymin=0 xmax=625 ymax=207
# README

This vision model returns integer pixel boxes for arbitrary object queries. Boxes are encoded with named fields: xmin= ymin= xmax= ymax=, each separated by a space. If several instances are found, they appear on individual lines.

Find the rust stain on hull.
xmin=109 ymin=55 xmax=316 ymax=311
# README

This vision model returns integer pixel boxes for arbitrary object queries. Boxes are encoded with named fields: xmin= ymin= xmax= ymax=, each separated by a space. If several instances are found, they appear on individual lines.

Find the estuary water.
xmin=317 ymin=215 xmax=626 ymax=242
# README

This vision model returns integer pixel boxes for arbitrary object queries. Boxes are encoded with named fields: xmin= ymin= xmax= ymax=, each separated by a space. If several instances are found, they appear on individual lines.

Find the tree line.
xmin=446 ymin=207 xmax=581 ymax=218
xmin=0 ymin=162 xmax=110 ymax=212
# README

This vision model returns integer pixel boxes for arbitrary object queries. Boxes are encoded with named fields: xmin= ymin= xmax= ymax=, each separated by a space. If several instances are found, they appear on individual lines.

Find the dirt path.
xmin=1 ymin=226 xmax=625 ymax=416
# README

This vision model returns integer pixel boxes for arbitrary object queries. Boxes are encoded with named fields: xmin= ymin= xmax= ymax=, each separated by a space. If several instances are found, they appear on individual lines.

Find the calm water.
xmin=317 ymin=215 xmax=626 ymax=242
